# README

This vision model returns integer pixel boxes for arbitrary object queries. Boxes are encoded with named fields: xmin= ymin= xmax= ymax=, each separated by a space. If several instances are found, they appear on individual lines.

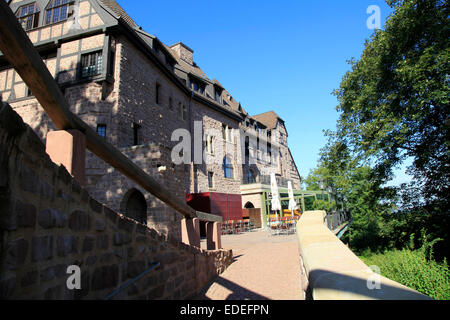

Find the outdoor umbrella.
xmin=288 ymin=181 xmax=298 ymax=220
xmin=270 ymin=173 xmax=281 ymax=231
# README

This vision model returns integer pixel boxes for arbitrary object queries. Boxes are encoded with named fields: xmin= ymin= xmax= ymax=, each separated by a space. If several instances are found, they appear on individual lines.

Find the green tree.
xmin=330 ymin=0 xmax=449 ymax=258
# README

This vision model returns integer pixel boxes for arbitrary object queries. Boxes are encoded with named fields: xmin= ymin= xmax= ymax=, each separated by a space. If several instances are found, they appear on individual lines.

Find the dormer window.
xmin=191 ymin=80 xmax=204 ymax=94
xmin=16 ymin=3 xmax=40 ymax=31
xmin=190 ymin=78 xmax=205 ymax=95
xmin=45 ymin=0 xmax=71 ymax=25
xmin=215 ymin=89 xmax=222 ymax=103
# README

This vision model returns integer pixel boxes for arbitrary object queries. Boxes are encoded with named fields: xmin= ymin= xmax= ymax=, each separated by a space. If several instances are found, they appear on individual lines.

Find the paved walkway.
xmin=197 ymin=229 xmax=304 ymax=300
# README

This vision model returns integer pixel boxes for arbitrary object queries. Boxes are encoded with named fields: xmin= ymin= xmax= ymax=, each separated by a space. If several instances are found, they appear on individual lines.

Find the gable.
xmin=8 ymin=0 xmax=109 ymax=45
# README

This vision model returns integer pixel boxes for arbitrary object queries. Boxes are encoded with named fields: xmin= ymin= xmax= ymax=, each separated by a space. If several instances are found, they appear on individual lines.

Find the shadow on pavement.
xmin=196 ymin=277 xmax=270 ymax=300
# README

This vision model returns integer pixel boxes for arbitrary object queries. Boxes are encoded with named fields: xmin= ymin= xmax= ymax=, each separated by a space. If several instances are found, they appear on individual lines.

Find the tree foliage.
xmin=308 ymin=0 xmax=449 ymax=259
xmin=333 ymin=0 xmax=449 ymax=210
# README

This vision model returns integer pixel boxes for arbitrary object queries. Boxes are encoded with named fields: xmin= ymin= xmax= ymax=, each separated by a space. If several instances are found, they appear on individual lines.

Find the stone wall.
xmin=191 ymin=100 xmax=242 ymax=195
xmin=241 ymin=192 xmax=263 ymax=210
xmin=88 ymin=143 xmax=188 ymax=239
xmin=296 ymin=210 xmax=431 ymax=300
xmin=0 ymin=103 xmax=233 ymax=300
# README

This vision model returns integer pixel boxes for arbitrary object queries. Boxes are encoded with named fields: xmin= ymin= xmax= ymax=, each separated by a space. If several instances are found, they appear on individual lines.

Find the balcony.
xmin=243 ymin=174 xmax=291 ymax=188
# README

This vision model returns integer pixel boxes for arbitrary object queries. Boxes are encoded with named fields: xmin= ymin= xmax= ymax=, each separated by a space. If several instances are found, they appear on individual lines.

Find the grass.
xmin=360 ymin=248 xmax=450 ymax=300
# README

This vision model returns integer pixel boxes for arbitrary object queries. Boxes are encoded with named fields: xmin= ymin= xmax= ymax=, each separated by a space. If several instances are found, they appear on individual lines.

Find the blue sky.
xmin=117 ymin=0 xmax=411 ymax=184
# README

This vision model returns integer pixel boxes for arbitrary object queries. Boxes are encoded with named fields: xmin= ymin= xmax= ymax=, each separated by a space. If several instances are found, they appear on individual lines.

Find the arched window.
xmin=16 ymin=3 xmax=40 ymax=31
xmin=245 ymin=202 xmax=255 ymax=209
xmin=120 ymin=189 xmax=147 ymax=225
xmin=223 ymin=156 xmax=234 ymax=179
xmin=45 ymin=0 xmax=71 ymax=25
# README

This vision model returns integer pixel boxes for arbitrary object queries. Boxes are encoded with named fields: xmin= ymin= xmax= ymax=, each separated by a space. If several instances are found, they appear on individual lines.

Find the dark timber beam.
xmin=0 ymin=1 xmax=221 ymax=223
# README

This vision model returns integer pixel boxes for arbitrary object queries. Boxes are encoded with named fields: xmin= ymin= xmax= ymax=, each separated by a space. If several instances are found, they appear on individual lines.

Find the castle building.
xmin=0 ymin=0 xmax=301 ymax=238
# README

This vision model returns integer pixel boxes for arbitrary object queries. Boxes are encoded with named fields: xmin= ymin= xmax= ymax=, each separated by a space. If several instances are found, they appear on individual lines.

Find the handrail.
xmin=0 ymin=2 xmax=221 ymax=223
xmin=104 ymin=262 xmax=161 ymax=300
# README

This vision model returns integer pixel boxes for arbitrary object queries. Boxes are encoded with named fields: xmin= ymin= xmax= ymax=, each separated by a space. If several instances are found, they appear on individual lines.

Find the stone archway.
xmin=245 ymin=202 xmax=255 ymax=209
xmin=121 ymin=189 xmax=147 ymax=225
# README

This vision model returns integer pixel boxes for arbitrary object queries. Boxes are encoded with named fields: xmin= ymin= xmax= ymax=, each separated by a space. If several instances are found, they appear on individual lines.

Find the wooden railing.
xmin=0 ymin=1 xmax=221 ymax=224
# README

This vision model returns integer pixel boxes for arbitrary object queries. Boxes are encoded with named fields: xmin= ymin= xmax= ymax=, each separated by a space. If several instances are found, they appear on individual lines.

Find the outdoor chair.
xmin=269 ymin=218 xmax=280 ymax=236
xmin=289 ymin=218 xmax=297 ymax=234
xmin=227 ymin=220 xmax=235 ymax=234
xmin=231 ymin=220 xmax=240 ymax=234
xmin=221 ymin=221 xmax=230 ymax=235
xmin=236 ymin=220 xmax=244 ymax=234
xmin=243 ymin=220 xmax=250 ymax=232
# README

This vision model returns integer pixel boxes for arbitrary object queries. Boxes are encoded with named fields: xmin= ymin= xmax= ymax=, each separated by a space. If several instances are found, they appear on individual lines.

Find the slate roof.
xmin=96 ymin=0 xmax=243 ymax=119
xmin=98 ymin=0 xmax=138 ymax=29
xmin=252 ymin=111 xmax=283 ymax=130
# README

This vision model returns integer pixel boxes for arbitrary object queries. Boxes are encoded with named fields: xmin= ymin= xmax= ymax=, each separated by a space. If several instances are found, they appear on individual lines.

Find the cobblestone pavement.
xmin=197 ymin=229 xmax=304 ymax=300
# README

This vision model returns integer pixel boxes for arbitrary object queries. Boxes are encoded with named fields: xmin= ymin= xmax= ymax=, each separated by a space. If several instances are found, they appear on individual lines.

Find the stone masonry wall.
xmin=191 ymin=100 xmax=242 ymax=195
xmin=88 ymin=143 xmax=188 ymax=240
xmin=0 ymin=103 xmax=233 ymax=300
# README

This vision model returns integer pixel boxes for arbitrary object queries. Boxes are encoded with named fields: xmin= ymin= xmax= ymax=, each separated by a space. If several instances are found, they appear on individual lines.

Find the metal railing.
xmin=242 ymin=174 xmax=291 ymax=188
xmin=324 ymin=210 xmax=351 ymax=231
xmin=104 ymin=262 xmax=160 ymax=300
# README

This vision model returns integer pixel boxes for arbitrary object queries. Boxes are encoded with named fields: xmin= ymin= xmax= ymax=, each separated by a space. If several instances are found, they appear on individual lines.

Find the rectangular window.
xmin=133 ymin=123 xmax=141 ymax=146
xmin=179 ymin=103 xmax=188 ymax=121
xmin=191 ymin=80 xmax=204 ymax=94
xmin=81 ymin=51 xmax=103 ymax=78
xmin=155 ymin=83 xmax=161 ymax=104
xmin=26 ymin=86 xmax=33 ymax=97
xmin=208 ymin=172 xmax=214 ymax=189
xmin=222 ymin=124 xmax=232 ymax=142
xmin=215 ymin=89 xmax=222 ymax=103
xmin=16 ymin=3 xmax=40 ymax=31
xmin=96 ymin=124 xmax=106 ymax=138
xmin=206 ymin=136 xmax=214 ymax=154
xmin=245 ymin=138 xmax=250 ymax=160
xmin=45 ymin=0 xmax=70 ymax=25
xmin=108 ymin=48 xmax=116 ymax=77
xmin=222 ymin=124 xmax=227 ymax=140
xmin=168 ymin=97 xmax=173 ymax=111
xmin=223 ymin=157 xmax=234 ymax=179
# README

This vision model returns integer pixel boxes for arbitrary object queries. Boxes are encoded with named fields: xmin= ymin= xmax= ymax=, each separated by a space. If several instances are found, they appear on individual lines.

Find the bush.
xmin=360 ymin=248 xmax=450 ymax=300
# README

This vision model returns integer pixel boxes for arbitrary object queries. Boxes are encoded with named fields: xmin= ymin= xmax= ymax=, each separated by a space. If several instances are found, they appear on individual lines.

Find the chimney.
xmin=170 ymin=42 xmax=194 ymax=65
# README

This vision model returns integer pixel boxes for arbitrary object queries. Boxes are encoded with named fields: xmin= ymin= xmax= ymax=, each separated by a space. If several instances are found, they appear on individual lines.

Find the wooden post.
xmin=206 ymin=222 xmax=222 ymax=250
xmin=46 ymin=129 xmax=86 ymax=186
xmin=181 ymin=218 xmax=200 ymax=248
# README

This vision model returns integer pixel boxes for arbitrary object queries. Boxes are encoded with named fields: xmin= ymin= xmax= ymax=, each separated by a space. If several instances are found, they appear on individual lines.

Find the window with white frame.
xmin=223 ymin=156 xmax=234 ymax=179
xmin=45 ymin=0 xmax=72 ymax=25
xmin=16 ymin=3 xmax=40 ymax=31
xmin=81 ymin=51 xmax=103 ymax=78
